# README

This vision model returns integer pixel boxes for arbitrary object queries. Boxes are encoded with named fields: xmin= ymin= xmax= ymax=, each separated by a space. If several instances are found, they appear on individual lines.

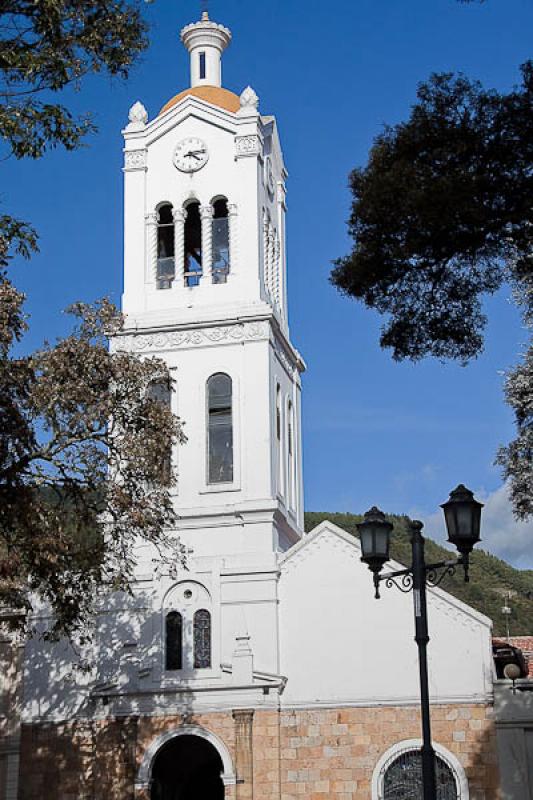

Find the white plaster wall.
xmin=279 ymin=522 xmax=493 ymax=707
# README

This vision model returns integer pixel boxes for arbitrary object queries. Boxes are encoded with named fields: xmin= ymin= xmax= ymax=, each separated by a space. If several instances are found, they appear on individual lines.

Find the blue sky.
xmin=5 ymin=0 xmax=533 ymax=567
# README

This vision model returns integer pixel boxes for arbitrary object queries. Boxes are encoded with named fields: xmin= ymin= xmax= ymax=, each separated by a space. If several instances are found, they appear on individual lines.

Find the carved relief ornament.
xmin=235 ymin=135 xmax=261 ymax=158
xmin=117 ymin=321 xmax=270 ymax=353
xmin=124 ymin=149 xmax=147 ymax=171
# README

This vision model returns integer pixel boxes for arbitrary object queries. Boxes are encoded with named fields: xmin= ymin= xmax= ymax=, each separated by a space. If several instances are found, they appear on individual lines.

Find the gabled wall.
xmin=279 ymin=521 xmax=494 ymax=708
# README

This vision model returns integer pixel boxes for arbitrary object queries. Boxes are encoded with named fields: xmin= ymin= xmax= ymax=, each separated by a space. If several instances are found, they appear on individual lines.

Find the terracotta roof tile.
xmin=159 ymin=86 xmax=240 ymax=116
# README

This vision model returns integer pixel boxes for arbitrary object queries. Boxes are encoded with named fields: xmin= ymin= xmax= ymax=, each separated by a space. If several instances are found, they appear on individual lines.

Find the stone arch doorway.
xmin=150 ymin=734 xmax=225 ymax=800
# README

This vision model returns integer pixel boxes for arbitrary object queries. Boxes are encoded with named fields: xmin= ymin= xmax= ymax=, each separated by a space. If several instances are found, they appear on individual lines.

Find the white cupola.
xmin=180 ymin=11 xmax=231 ymax=88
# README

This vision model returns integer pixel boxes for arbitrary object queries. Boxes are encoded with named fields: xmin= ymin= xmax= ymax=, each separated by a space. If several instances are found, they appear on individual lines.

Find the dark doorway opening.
xmin=150 ymin=734 xmax=225 ymax=800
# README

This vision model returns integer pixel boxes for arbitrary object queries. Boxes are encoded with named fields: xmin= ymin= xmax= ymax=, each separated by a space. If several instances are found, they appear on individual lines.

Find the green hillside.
xmin=305 ymin=511 xmax=533 ymax=637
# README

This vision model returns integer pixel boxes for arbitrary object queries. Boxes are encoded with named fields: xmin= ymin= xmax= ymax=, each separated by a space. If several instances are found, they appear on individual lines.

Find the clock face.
xmin=173 ymin=137 xmax=209 ymax=173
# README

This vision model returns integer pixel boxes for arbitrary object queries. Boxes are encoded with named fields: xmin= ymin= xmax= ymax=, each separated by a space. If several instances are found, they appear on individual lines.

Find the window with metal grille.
xmin=193 ymin=609 xmax=211 ymax=668
xmin=157 ymin=204 xmax=175 ymax=289
xmin=382 ymin=750 xmax=458 ymax=800
xmin=146 ymin=378 xmax=172 ymax=483
xmin=207 ymin=373 xmax=233 ymax=483
xmin=165 ymin=611 xmax=183 ymax=670
xmin=199 ymin=51 xmax=206 ymax=80
xmin=211 ymin=198 xmax=230 ymax=283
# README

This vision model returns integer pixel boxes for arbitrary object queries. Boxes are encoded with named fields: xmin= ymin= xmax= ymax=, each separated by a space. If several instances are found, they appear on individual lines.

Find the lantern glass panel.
xmin=360 ymin=528 xmax=375 ymax=559
xmin=456 ymin=505 xmax=473 ymax=538
xmin=375 ymin=529 xmax=390 ymax=557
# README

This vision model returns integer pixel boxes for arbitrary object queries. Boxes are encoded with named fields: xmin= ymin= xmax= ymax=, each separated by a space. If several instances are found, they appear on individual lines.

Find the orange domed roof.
xmin=159 ymin=85 xmax=240 ymax=116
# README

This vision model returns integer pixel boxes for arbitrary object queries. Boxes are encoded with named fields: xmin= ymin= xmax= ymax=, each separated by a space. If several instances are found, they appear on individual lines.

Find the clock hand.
xmin=188 ymin=149 xmax=206 ymax=156
xmin=185 ymin=151 xmax=201 ymax=160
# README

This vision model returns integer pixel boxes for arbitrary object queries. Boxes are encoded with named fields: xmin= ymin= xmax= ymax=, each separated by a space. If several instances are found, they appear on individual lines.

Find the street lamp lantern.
xmin=441 ymin=483 xmax=483 ymax=556
xmin=358 ymin=506 xmax=392 ymax=574
xmin=360 ymin=485 xmax=483 ymax=800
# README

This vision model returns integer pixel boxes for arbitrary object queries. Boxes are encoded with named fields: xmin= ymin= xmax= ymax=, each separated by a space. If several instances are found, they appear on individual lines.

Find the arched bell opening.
xmin=150 ymin=734 xmax=225 ymax=800
xmin=183 ymin=201 xmax=203 ymax=287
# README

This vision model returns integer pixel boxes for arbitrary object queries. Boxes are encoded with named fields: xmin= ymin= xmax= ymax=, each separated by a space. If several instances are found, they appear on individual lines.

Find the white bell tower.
xmin=118 ymin=11 xmax=305 ymax=562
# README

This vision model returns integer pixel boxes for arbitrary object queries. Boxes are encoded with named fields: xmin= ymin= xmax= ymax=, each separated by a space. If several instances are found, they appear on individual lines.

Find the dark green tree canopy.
xmin=333 ymin=63 xmax=532 ymax=521
xmin=0 ymin=0 xmax=149 ymax=257
xmin=0 ymin=0 xmax=148 ymax=159
xmin=332 ymin=62 xmax=533 ymax=363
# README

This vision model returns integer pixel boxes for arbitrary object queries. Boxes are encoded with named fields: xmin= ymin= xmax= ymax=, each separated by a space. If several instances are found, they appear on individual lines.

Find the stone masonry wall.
xmin=14 ymin=703 xmax=499 ymax=800
xmin=277 ymin=704 xmax=499 ymax=800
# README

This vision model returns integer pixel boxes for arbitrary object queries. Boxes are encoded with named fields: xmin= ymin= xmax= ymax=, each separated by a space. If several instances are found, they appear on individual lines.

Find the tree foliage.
xmin=332 ymin=63 xmax=533 ymax=519
xmin=0 ymin=0 xmax=149 ymax=258
xmin=0 ymin=282 xmax=185 ymax=639
xmin=332 ymin=63 xmax=533 ymax=362
xmin=0 ymin=0 xmax=185 ymax=640
xmin=497 ymin=338 xmax=533 ymax=520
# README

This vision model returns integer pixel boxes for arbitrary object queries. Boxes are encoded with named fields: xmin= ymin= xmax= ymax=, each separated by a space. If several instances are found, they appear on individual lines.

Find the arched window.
xmin=165 ymin=611 xmax=183 ymax=671
xmin=207 ymin=373 xmax=233 ymax=484
xmin=276 ymin=383 xmax=282 ymax=494
xmin=211 ymin=198 xmax=230 ymax=284
xmin=276 ymin=384 xmax=281 ymax=442
xmin=157 ymin=204 xmax=175 ymax=289
xmin=382 ymin=751 xmax=458 ymax=799
xmin=147 ymin=378 xmax=172 ymax=482
xmin=184 ymin=201 xmax=202 ymax=287
xmin=287 ymin=399 xmax=294 ymax=508
xmin=193 ymin=609 xmax=211 ymax=668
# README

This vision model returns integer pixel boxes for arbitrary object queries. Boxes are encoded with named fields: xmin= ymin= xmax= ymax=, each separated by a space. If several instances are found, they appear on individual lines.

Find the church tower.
xmin=119 ymin=11 xmax=305 ymax=562
xmin=11 ymin=13 xmax=499 ymax=800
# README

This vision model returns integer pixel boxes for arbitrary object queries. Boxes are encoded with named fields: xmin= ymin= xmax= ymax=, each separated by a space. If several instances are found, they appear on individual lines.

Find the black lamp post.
xmin=357 ymin=484 xmax=483 ymax=800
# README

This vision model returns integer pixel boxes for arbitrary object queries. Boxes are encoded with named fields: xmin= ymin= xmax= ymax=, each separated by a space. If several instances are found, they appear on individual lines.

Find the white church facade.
xmin=2 ymin=12 xmax=500 ymax=800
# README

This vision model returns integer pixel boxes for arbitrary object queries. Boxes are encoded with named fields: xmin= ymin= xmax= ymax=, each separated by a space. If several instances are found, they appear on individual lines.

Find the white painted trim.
xmin=279 ymin=696 xmax=492 ymax=709
xmin=136 ymin=723 xmax=236 ymax=788
xmin=371 ymin=739 xmax=469 ymax=800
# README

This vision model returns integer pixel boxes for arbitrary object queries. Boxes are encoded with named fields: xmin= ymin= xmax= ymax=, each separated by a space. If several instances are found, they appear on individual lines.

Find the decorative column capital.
xmin=200 ymin=204 xmax=214 ymax=220
xmin=227 ymin=202 xmax=238 ymax=217
xmin=145 ymin=212 xmax=157 ymax=225
xmin=173 ymin=208 xmax=187 ymax=223
xmin=232 ymin=709 xmax=254 ymax=724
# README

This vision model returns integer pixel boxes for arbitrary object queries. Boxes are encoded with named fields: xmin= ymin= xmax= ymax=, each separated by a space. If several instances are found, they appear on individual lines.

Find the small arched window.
xmin=157 ymin=204 xmax=175 ymax=290
xmin=382 ymin=751 xmax=458 ymax=799
xmin=211 ymin=198 xmax=230 ymax=284
xmin=193 ymin=609 xmax=211 ymax=668
xmin=184 ymin=201 xmax=202 ymax=287
xmin=165 ymin=611 xmax=183 ymax=671
xmin=207 ymin=373 xmax=233 ymax=484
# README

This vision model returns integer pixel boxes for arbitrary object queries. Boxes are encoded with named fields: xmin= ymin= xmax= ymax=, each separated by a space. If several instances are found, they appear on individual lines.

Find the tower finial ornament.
xmin=201 ymin=0 xmax=209 ymax=19
xmin=180 ymin=13 xmax=231 ymax=89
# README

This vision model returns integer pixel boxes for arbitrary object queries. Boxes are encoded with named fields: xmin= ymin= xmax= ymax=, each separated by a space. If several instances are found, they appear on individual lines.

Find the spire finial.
xmin=180 ymin=10 xmax=231 ymax=89
xmin=201 ymin=0 xmax=209 ymax=19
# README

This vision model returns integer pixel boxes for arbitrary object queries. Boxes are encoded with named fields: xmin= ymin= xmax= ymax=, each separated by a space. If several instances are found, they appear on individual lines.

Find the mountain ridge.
xmin=304 ymin=511 xmax=533 ymax=638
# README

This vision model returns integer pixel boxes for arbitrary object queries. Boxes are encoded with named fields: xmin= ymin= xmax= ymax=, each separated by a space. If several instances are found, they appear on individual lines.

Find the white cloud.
xmin=419 ymin=484 xmax=533 ymax=570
